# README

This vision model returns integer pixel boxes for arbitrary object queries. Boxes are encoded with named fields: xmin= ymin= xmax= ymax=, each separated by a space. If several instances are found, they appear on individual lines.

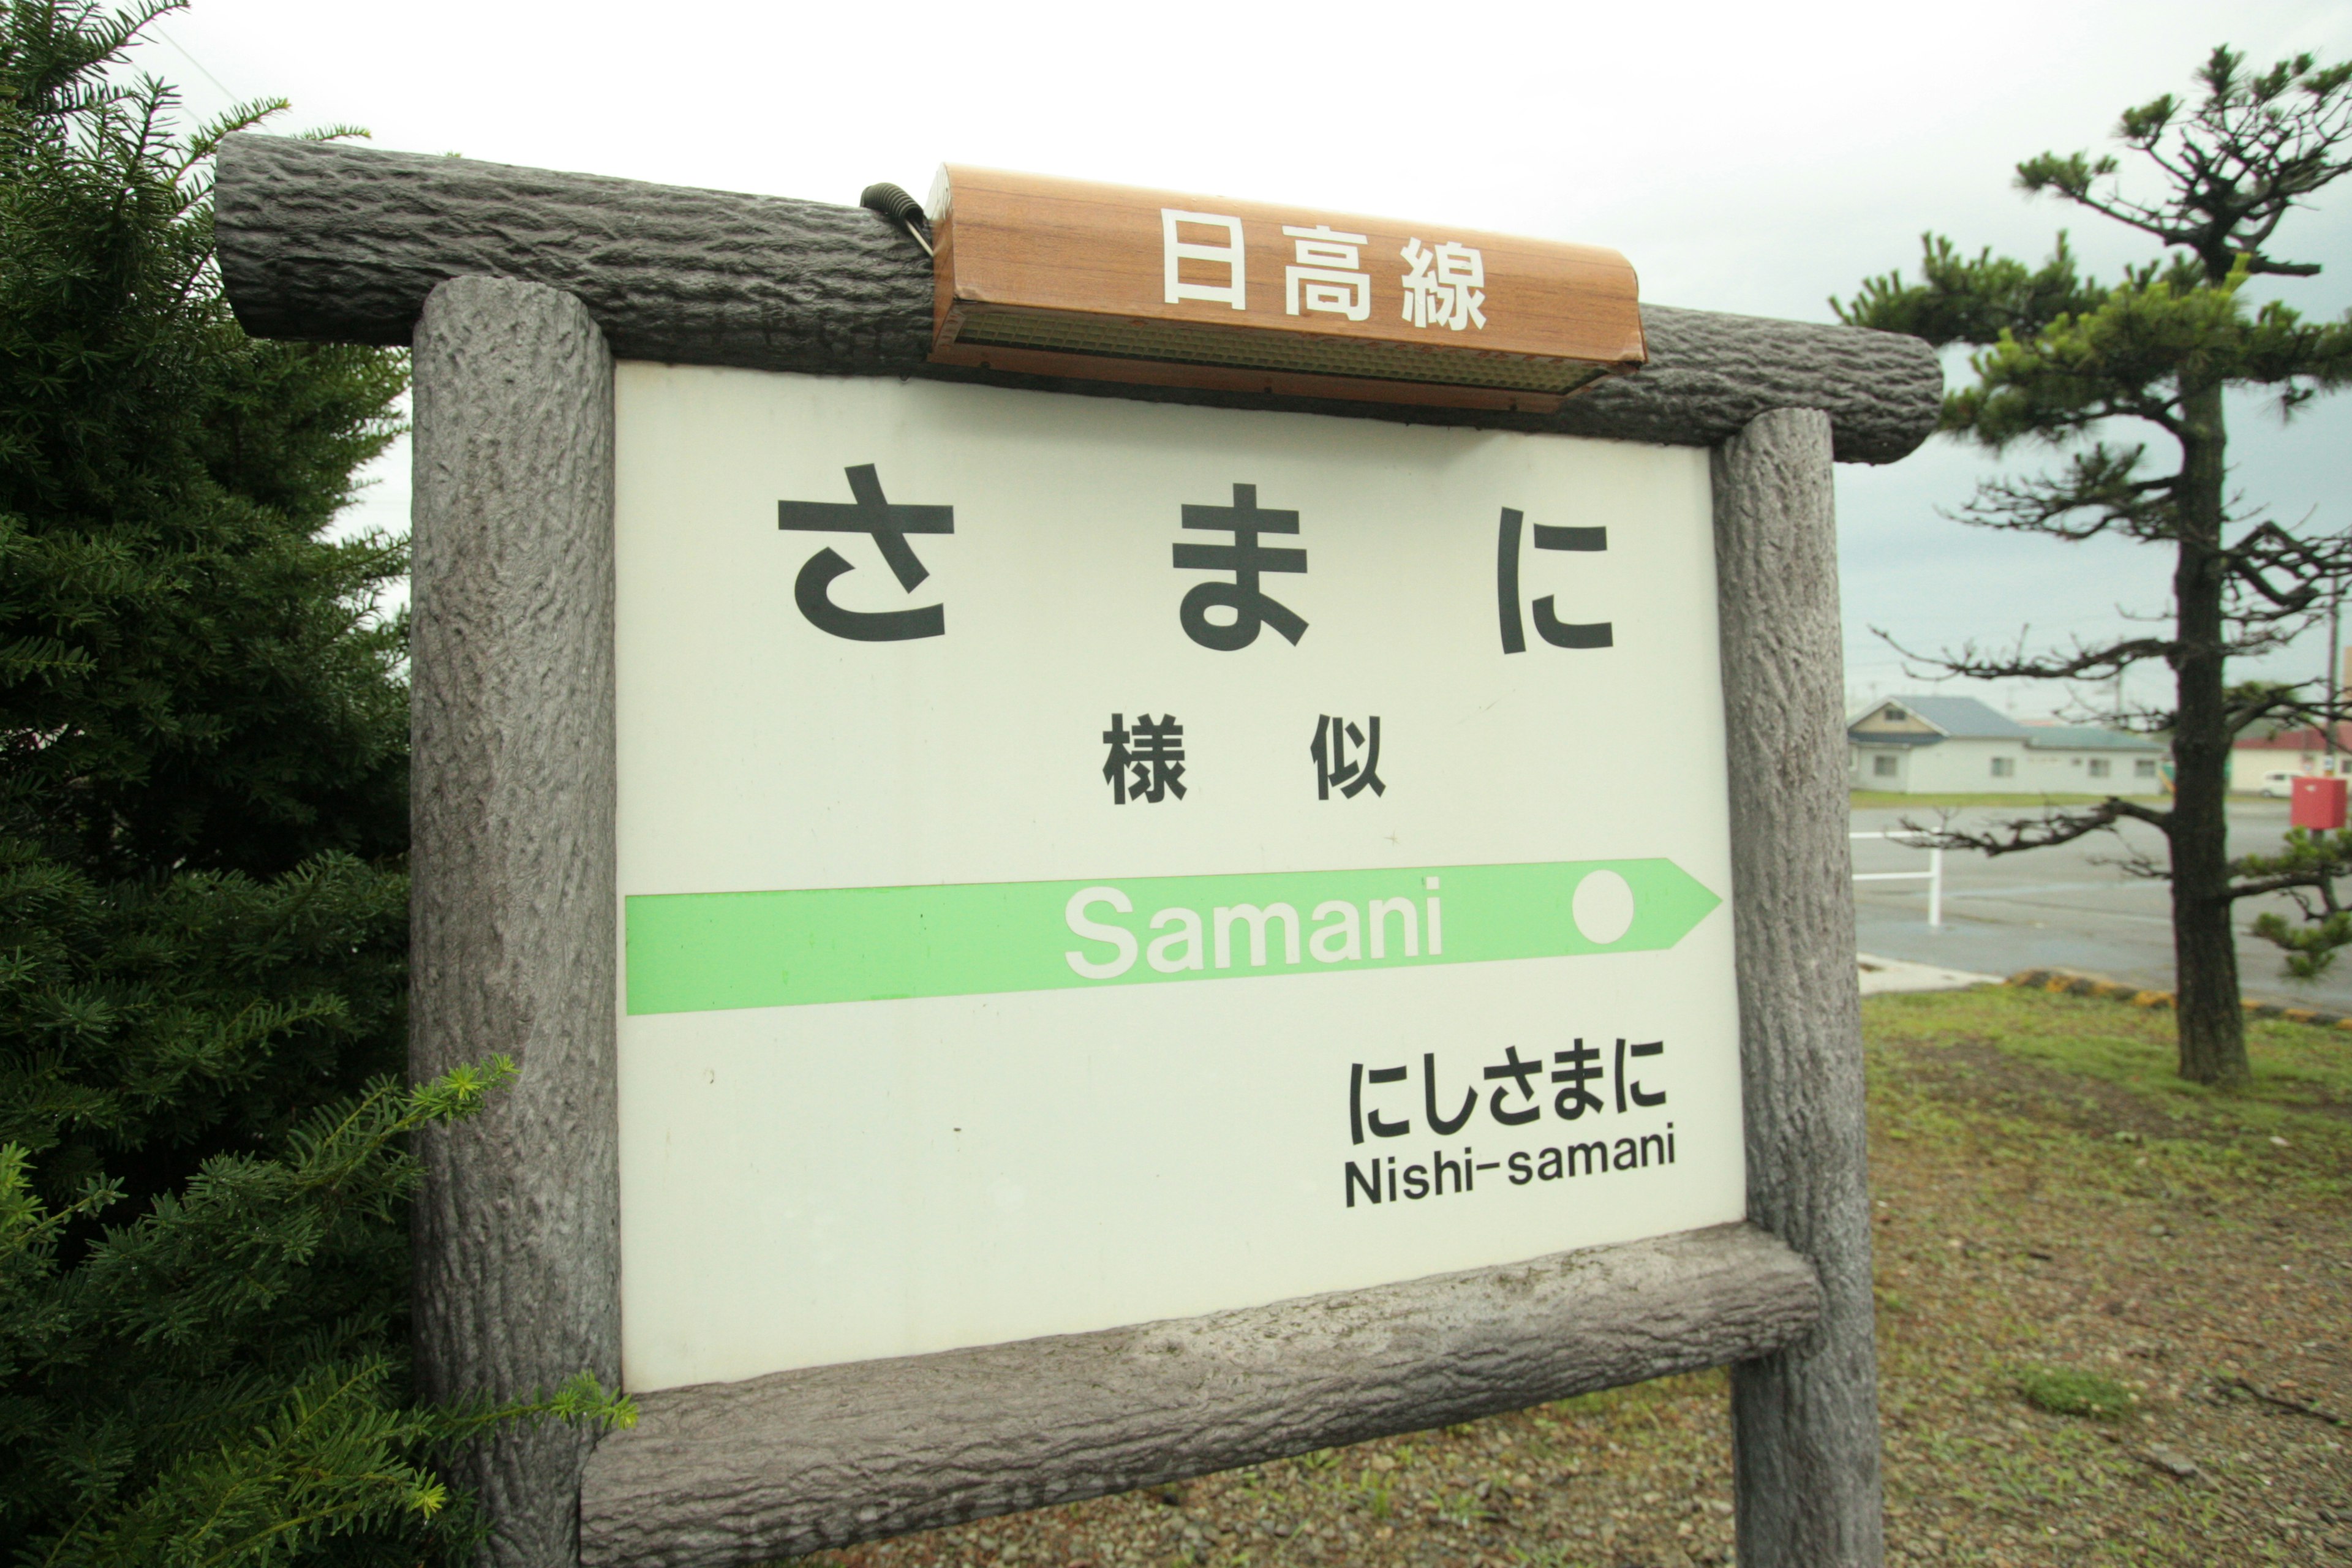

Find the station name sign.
xmin=611 ymin=369 xmax=1742 ymax=1393
xmin=927 ymin=166 xmax=1647 ymax=413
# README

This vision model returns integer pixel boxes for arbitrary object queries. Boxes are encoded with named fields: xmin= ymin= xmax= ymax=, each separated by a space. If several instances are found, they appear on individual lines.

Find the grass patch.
xmin=1864 ymin=985 xmax=2352 ymax=1201
xmin=2012 ymin=1365 xmax=2136 ymax=1420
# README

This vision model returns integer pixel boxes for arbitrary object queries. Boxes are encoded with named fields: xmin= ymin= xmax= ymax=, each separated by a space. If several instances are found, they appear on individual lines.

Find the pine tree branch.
xmin=2024 ymin=180 xmax=2188 ymax=249
xmin=1891 ymin=798 xmax=2169 ymax=859
xmin=2232 ymin=827 xmax=2352 ymax=907
xmin=1830 ymin=233 xmax=2109 ymax=346
xmin=2232 ymin=868 xmax=2339 ymax=901
xmin=2010 ymin=52 xmax=2351 ymax=284
xmin=1951 ymin=445 xmax=2177 ymax=543
xmin=2223 ymin=680 xmax=2351 ymax=737
xmin=2226 ymin=521 xmax=2352 ymax=611
xmin=1869 ymin=625 xmax=2176 ymax=685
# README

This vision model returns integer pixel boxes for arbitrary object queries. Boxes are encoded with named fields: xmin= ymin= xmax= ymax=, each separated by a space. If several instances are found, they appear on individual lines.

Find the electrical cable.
xmin=860 ymin=183 xmax=933 ymax=258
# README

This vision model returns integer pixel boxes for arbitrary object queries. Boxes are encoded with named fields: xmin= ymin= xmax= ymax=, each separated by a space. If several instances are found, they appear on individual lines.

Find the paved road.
xmin=1849 ymin=798 xmax=2352 ymax=1014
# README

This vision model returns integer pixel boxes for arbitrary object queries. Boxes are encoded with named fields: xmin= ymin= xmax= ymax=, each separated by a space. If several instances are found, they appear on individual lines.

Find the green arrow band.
xmin=624 ymin=859 xmax=1720 ymax=1016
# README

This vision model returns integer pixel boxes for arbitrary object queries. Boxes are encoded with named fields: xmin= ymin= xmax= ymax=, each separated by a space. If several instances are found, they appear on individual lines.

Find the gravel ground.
xmin=794 ymin=987 xmax=2352 ymax=1568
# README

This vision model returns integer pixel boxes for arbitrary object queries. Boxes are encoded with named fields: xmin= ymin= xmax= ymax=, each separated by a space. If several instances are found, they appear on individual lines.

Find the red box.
xmin=2291 ymin=774 xmax=2347 ymax=831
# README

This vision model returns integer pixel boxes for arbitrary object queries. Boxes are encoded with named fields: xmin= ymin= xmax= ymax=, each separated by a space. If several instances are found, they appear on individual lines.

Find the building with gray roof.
xmin=1848 ymin=696 xmax=2169 ymax=795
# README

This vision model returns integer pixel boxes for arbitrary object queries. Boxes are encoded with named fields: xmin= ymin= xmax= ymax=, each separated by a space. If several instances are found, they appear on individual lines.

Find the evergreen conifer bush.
xmin=0 ymin=4 xmax=628 ymax=1561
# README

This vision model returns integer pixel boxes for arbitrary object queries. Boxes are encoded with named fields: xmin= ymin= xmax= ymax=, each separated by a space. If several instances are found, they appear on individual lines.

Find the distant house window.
xmin=2088 ymin=758 xmax=2111 ymax=779
xmin=1991 ymin=756 xmax=2015 ymax=778
xmin=1872 ymin=754 xmax=1898 ymax=778
xmin=2135 ymin=759 xmax=2158 ymax=779
xmin=1883 ymin=705 xmax=1906 ymax=722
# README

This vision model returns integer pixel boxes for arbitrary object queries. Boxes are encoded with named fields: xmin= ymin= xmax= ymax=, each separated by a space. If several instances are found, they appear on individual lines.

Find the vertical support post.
xmin=1928 ymin=848 xmax=1943 ymax=929
xmin=1713 ymin=408 xmax=1884 ymax=1567
xmin=411 ymin=277 xmax=619 ymax=1567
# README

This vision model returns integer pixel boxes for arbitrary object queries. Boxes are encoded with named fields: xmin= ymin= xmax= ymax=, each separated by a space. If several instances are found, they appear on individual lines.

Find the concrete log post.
xmin=1713 ymin=407 xmax=1885 ymax=1566
xmin=410 ymin=276 xmax=620 ymax=1567
xmin=578 ymin=1221 xmax=1820 ymax=1567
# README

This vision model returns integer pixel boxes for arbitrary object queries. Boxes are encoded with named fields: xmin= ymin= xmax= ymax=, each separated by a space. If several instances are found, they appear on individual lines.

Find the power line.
xmin=147 ymin=25 xmax=235 ymax=103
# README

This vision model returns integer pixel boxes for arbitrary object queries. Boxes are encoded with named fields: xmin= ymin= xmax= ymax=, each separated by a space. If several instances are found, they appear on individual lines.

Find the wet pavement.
xmin=1848 ymin=797 xmax=2352 ymax=1014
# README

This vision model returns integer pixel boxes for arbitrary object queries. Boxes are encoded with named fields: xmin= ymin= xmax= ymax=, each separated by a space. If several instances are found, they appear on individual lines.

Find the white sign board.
xmin=614 ymin=368 xmax=1743 ymax=1392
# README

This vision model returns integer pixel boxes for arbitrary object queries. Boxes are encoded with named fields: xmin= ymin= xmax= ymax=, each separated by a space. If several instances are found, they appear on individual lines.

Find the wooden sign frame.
xmin=215 ymin=133 xmax=1939 ymax=1568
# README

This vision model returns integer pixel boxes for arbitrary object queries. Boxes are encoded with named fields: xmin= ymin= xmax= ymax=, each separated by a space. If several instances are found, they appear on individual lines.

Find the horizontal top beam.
xmin=214 ymin=135 xmax=1941 ymax=464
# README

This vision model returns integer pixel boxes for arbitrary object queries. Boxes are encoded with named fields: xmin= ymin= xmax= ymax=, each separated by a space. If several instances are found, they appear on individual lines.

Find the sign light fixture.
xmin=927 ymin=167 xmax=1646 ymax=414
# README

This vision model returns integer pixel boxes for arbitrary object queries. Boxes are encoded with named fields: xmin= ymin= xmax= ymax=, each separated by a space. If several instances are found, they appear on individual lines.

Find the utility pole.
xmin=2331 ymin=583 xmax=2343 ymax=777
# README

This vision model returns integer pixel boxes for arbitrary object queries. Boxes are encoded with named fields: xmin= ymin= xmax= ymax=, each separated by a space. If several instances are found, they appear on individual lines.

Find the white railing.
xmin=1850 ymin=832 xmax=1943 ymax=927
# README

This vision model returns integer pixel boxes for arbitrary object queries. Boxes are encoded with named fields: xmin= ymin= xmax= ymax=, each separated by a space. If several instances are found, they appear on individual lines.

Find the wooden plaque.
xmin=929 ymin=167 xmax=1646 ymax=414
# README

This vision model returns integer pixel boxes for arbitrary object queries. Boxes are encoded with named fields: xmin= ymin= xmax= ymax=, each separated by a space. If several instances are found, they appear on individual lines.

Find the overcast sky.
xmin=147 ymin=0 xmax=2352 ymax=719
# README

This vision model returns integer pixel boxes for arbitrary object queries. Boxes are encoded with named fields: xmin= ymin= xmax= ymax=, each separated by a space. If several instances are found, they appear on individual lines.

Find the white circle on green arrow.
xmin=1572 ymin=869 xmax=1635 ymax=945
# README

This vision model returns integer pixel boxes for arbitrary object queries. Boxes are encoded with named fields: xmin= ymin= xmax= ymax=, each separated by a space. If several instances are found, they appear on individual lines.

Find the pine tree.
xmin=0 ymin=4 xmax=626 ymax=1561
xmin=1836 ymin=46 xmax=2352 ymax=1086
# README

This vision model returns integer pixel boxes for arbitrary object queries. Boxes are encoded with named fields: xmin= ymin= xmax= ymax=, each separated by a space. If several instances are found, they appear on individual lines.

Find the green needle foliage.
xmin=2237 ymin=825 xmax=2352 ymax=981
xmin=1835 ymin=47 xmax=2352 ymax=1087
xmin=0 ymin=4 xmax=628 ymax=1562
